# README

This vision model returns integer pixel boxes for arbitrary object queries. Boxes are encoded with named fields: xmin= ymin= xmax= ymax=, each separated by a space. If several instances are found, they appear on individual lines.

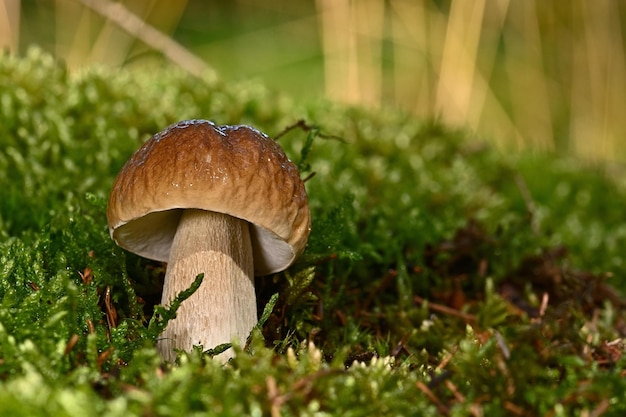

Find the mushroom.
xmin=106 ymin=120 xmax=310 ymax=362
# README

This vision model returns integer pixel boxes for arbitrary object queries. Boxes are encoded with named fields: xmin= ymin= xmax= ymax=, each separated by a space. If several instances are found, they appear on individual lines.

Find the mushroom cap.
xmin=106 ymin=120 xmax=311 ymax=275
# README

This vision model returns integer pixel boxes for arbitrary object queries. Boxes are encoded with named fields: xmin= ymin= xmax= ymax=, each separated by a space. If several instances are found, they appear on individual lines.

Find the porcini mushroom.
xmin=106 ymin=120 xmax=310 ymax=362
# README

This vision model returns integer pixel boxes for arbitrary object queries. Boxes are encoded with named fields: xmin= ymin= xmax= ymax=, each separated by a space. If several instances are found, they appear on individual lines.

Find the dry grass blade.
xmin=0 ymin=0 xmax=20 ymax=51
xmin=416 ymin=381 xmax=450 ymax=416
xmin=10 ymin=1 xmax=626 ymax=159
xmin=316 ymin=0 xmax=358 ymax=104
xmin=414 ymin=295 xmax=477 ymax=324
xmin=503 ymin=1 xmax=554 ymax=152
xmin=434 ymin=0 xmax=486 ymax=126
xmin=314 ymin=0 xmax=626 ymax=159
xmin=570 ymin=0 xmax=626 ymax=161
xmin=78 ymin=0 xmax=215 ymax=78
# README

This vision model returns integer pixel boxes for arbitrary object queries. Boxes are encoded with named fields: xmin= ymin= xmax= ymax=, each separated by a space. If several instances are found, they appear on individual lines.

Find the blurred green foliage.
xmin=0 ymin=47 xmax=625 ymax=416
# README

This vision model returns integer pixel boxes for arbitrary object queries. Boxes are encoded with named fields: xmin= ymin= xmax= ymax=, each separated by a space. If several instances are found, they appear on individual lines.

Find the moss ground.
xmin=1 ymin=48 xmax=626 ymax=416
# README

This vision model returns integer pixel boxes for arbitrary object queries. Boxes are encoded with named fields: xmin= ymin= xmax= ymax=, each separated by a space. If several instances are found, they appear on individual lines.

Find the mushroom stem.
xmin=157 ymin=209 xmax=256 ymax=362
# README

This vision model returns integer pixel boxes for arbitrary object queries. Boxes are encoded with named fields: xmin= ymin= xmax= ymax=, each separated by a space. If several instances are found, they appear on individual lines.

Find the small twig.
xmin=266 ymin=369 xmax=342 ymax=417
xmin=274 ymin=120 xmax=308 ymax=141
xmin=78 ymin=0 xmax=215 ymax=79
xmin=414 ymin=296 xmax=476 ymax=323
xmin=103 ymin=285 xmax=118 ymax=329
xmin=513 ymin=173 xmax=539 ymax=235
xmin=274 ymin=120 xmax=343 ymax=179
xmin=538 ymin=292 xmax=549 ymax=317
xmin=444 ymin=380 xmax=466 ymax=403
xmin=274 ymin=120 xmax=345 ymax=142
xmin=390 ymin=332 xmax=411 ymax=358
xmin=86 ymin=318 xmax=95 ymax=334
xmin=436 ymin=346 xmax=458 ymax=372
xmin=416 ymin=381 xmax=450 ymax=416
xmin=494 ymin=330 xmax=511 ymax=360
xmin=495 ymin=354 xmax=515 ymax=396
xmin=301 ymin=172 xmax=316 ymax=183
xmin=503 ymin=401 xmax=526 ymax=416
xmin=96 ymin=347 xmax=114 ymax=373
xmin=590 ymin=399 xmax=610 ymax=417
xmin=64 ymin=334 xmax=80 ymax=356
xmin=266 ymin=376 xmax=284 ymax=417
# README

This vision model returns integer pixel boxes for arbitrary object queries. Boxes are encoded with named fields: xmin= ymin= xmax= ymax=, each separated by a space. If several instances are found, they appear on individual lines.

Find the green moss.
xmin=1 ymin=47 xmax=625 ymax=415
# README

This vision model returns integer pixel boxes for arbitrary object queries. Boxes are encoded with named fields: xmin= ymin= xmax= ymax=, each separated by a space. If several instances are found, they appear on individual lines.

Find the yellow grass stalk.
xmin=502 ymin=1 xmax=554 ymax=152
xmin=461 ymin=0 xmax=515 ymax=149
xmin=317 ymin=0 xmax=384 ymax=107
xmin=434 ymin=0 xmax=486 ymax=126
xmin=0 ymin=0 xmax=20 ymax=52
xmin=389 ymin=0 xmax=438 ymax=114
xmin=55 ymin=0 xmax=93 ymax=70
xmin=316 ymin=0 xmax=359 ymax=104
xmin=54 ymin=0 xmax=199 ymax=75
xmin=88 ymin=0 xmax=156 ymax=67
xmin=352 ymin=0 xmax=384 ymax=107
xmin=570 ymin=0 xmax=626 ymax=161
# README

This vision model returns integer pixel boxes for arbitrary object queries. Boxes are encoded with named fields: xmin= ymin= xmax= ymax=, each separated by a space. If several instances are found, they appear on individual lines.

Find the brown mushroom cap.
xmin=106 ymin=120 xmax=311 ymax=275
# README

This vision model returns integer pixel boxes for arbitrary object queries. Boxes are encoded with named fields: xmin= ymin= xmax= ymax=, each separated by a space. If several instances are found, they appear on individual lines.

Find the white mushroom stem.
xmin=156 ymin=209 xmax=257 ymax=362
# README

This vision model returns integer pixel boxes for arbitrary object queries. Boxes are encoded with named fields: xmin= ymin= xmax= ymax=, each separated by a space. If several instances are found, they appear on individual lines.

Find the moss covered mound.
xmin=1 ymin=48 xmax=626 ymax=416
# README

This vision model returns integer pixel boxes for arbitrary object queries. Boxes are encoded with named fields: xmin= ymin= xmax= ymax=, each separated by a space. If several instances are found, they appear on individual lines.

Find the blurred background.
xmin=2 ymin=0 xmax=626 ymax=161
